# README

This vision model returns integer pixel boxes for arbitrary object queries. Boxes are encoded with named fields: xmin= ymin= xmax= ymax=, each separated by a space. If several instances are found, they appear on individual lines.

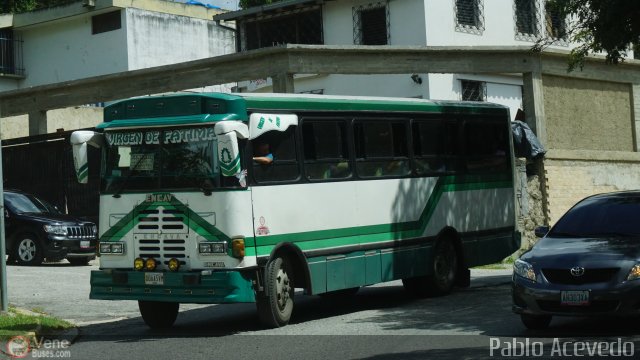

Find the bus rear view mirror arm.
xmin=70 ymin=131 xmax=105 ymax=184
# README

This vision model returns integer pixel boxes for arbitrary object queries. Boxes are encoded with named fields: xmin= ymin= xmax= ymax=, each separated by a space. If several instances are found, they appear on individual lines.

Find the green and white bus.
xmin=71 ymin=93 xmax=519 ymax=328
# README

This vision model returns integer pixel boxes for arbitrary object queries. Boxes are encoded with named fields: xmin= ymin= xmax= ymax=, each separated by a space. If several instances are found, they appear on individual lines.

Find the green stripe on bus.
xmin=253 ymin=175 xmax=512 ymax=255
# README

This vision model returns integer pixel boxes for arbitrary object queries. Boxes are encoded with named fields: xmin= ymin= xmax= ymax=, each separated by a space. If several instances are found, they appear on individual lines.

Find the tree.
xmin=239 ymin=0 xmax=281 ymax=10
xmin=544 ymin=0 xmax=640 ymax=71
xmin=1 ymin=0 xmax=72 ymax=14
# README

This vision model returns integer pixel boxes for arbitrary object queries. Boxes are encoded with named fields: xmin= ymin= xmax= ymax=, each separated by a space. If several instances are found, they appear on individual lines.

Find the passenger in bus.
xmin=253 ymin=142 xmax=274 ymax=165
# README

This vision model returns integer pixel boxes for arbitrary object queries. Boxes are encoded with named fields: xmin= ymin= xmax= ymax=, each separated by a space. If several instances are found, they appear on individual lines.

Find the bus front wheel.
xmin=256 ymin=256 xmax=294 ymax=328
xmin=138 ymin=301 xmax=179 ymax=328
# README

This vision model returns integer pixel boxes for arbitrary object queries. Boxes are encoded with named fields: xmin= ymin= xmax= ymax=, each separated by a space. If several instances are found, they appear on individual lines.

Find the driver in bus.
xmin=253 ymin=142 xmax=273 ymax=165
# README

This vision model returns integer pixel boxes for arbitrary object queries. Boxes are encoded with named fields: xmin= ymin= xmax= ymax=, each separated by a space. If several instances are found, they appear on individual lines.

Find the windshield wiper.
xmin=112 ymin=153 xmax=152 ymax=198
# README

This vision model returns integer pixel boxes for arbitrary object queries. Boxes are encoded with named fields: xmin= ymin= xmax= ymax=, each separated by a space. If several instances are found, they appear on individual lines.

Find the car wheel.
xmin=13 ymin=234 xmax=44 ymax=266
xmin=520 ymin=314 xmax=552 ymax=330
xmin=67 ymin=257 xmax=90 ymax=266
xmin=138 ymin=301 xmax=179 ymax=328
xmin=256 ymin=256 xmax=294 ymax=328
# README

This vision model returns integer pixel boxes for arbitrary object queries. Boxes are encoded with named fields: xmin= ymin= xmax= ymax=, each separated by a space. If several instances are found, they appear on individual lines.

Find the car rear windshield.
xmin=550 ymin=195 xmax=640 ymax=237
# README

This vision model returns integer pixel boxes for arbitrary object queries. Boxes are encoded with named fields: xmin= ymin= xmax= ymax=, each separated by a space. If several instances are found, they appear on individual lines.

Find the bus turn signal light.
xmin=232 ymin=238 xmax=245 ymax=258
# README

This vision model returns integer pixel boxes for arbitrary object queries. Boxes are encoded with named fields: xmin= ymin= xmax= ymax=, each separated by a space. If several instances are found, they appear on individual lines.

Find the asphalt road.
xmin=5 ymin=261 xmax=640 ymax=360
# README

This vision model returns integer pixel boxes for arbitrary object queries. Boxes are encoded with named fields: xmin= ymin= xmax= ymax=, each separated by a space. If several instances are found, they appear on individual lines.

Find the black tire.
xmin=402 ymin=239 xmax=458 ymax=297
xmin=12 ymin=234 xmax=44 ymax=266
xmin=318 ymin=287 xmax=359 ymax=299
xmin=67 ymin=257 xmax=91 ymax=266
xmin=138 ymin=301 xmax=179 ymax=328
xmin=256 ymin=256 xmax=294 ymax=328
xmin=520 ymin=314 xmax=552 ymax=330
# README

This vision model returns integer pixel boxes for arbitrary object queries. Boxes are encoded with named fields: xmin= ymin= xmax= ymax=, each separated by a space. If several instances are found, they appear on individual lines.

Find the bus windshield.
xmin=102 ymin=126 xmax=227 ymax=193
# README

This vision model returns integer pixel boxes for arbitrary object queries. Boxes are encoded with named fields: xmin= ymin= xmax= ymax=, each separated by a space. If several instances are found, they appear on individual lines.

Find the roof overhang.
xmin=213 ymin=0 xmax=327 ymax=21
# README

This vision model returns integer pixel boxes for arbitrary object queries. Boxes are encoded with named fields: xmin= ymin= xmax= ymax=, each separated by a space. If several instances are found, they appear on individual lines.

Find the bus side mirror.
xmin=70 ymin=131 xmax=104 ymax=184
xmin=215 ymin=122 xmax=248 ymax=177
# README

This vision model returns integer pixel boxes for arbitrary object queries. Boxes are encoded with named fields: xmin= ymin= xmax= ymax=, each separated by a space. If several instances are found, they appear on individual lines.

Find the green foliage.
xmin=0 ymin=307 xmax=73 ymax=339
xmin=545 ymin=0 xmax=640 ymax=71
xmin=1 ymin=0 xmax=74 ymax=14
xmin=239 ymin=0 xmax=282 ymax=10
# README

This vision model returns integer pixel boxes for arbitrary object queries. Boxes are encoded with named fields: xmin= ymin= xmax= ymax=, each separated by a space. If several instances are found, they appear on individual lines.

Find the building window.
xmin=461 ymin=80 xmax=486 ymax=101
xmin=514 ymin=0 xmax=540 ymax=40
xmin=0 ymin=29 xmax=24 ymax=77
xmin=92 ymin=10 xmax=122 ymax=35
xmin=545 ymin=1 xmax=568 ymax=44
xmin=239 ymin=7 xmax=323 ymax=51
xmin=353 ymin=2 xmax=390 ymax=45
xmin=455 ymin=0 xmax=484 ymax=34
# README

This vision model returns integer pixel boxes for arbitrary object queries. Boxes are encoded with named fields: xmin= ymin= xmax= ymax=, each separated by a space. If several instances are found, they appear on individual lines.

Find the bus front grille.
xmin=137 ymin=238 xmax=187 ymax=269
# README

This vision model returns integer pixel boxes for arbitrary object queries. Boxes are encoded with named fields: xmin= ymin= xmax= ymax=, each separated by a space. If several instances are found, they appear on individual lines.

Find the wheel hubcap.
xmin=18 ymin=239 xmax=36 ymax=261
xmin=275 ymin=267 xmax=291 ymax=310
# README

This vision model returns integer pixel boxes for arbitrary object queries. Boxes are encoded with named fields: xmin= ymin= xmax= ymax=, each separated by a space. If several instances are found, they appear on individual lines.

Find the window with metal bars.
xmin=238 ymin=7 xmax=323 ymax=51
xmin=455 ymin=0 xmax=484 ymax=34
xmin=0 ymin=28 xmax=24 ymax=77
xmin=461 ymin=80 xmax=486 ymax=102
xmin=353 ymin=2 xmax=389 ymax=45
xmin=545 ymin=2 xmax=567 ymax=42
xmin=514 ymin=0 xmax=539 ymax=39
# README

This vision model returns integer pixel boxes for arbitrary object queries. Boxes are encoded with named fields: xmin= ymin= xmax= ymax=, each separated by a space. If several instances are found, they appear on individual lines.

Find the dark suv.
xmin=4 ymin=190 xmax=97 ymax=266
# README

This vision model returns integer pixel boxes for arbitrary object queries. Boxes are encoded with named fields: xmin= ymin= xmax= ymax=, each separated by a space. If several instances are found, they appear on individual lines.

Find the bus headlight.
xmin=168 ymin=258 xmax=180 ymax=272
xmin=145 ymin=258 xmax=157 ymax=271
xmin=134 ymin=258 xmax=144 ymax=271
xmin=99 ymin=242 xmax=125 ymax=255
xmin=199 ymin=242 xmax=226 ymax=255
xmin=232 ymin=237 xmax=245 ymax=258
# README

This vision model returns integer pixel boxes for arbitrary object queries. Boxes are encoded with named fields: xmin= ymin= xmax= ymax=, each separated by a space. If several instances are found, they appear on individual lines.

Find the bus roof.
xmin=98 ymin=92 xmax=509 ymax=129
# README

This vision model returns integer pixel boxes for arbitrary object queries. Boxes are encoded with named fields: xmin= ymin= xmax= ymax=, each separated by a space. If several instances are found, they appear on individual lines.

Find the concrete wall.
xmin=1 ymin=107 xmax=103 ymax=139
xmin=543 ymin=75 xmax=634 ymax=152
xmin=18 ymin=11 xmax=129 ymax=88
xmin=126 ymin=8 xmax=234 ymax=69
xmin=544 ymin=156 xmax=640 ymax=224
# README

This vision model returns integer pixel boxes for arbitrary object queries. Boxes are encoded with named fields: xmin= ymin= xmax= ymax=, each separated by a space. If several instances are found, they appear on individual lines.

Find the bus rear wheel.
xmin=138 ymin=301 xmax=179 ymax=328
xmin=402 ymin=239 xmax=458 ymax=297
xmin=256 ymin=256 xmax=294 ymax=328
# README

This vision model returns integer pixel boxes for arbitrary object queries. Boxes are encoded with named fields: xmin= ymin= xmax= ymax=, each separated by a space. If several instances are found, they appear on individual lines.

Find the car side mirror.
xmin=534 ymin=226 xmax=549 ymax=238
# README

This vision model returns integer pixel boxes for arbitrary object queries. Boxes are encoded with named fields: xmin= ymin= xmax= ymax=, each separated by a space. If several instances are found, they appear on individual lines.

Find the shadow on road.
xmin=76 ymin=272 xmax=640 ymax=343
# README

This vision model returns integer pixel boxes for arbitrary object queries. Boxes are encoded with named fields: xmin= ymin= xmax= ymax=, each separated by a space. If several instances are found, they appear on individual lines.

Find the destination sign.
xmin=106 ymin=127 xmax=215 ymax=146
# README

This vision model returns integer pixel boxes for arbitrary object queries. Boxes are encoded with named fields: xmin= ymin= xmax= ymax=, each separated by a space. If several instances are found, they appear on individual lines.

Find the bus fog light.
xmin=232 ymin=238 xmax=245 ymax=258
xmin=145 ymin=258 xmax=157 ymax=271
xmin=168 ymin=258 xmax=180 ymax=272
xmin=134 ymin=258 xmax=144 ymax=271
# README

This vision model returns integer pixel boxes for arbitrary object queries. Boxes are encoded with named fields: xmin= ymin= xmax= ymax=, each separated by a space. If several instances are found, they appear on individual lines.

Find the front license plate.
xmin=144 ymin=272 xmax=164 ymax=286
xmin=80 ymin=240 xmax=90 ymax=248
xmin=561 ymin=290 xmax=590 ymax=306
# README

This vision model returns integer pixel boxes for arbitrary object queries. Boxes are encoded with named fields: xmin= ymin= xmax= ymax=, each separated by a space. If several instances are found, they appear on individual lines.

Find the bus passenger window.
xmin=464 ymin=120 xmax=510 ymax=173
xmin=354 ymin=121 xmax=410 ymax=178
xmin=302 ymin=120 xmax=351 ymax=181
xmin=412 ymin=120 xmax=458 ymax=175
xmin=252 ymin=128 xmax=300 ymax=183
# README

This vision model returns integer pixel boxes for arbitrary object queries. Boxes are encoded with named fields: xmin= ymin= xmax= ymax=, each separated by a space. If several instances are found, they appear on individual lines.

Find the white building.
xmin=215 ymin=0 xmax=620 ymax=120
xmin=0 ymin=0 xmax=235 ymax=138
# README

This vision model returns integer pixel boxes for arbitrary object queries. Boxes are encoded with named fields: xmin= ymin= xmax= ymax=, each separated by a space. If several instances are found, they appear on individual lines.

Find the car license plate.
xmin=561 ymin=290 xmax=589 ymax=306
xmin=80 ymin=240 xmax=90 ymax=248
xmin=144 ymin=273 xmax=164 ymax=286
